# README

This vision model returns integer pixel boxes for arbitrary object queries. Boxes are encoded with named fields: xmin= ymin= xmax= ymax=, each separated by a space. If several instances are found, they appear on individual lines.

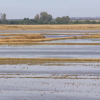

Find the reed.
xmin=0 ymin=24 xmax=100 ymax=30
xmin=0 ymin=33 xmax=100 ymax=44
xmin=0 ymin=33 xmax=90 ymax=36
xmin=0 ymin=42 xmax=100 ymax=45
xmin=0 ymin=58 xmax=100 ymax=65
xmin=0 ymin=34 xmax=45 ymax=39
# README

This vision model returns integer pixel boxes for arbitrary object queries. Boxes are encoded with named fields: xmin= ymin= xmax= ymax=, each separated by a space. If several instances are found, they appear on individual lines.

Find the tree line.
xmin=0 ymin=11 xmax=100 ymax=24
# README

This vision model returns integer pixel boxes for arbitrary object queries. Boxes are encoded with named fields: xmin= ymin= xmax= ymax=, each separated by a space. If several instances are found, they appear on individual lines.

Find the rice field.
xmin=0 ymin=32 xmax=100 ymax=45
xmin=0 ymin=29 xmax=100 ymax=100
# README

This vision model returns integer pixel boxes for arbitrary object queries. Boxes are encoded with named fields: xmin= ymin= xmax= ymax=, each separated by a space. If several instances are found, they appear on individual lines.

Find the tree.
xmin=2 ymin=13 xmax=6 ymax=21
xmin=23 ymin=18 xmax=29 ymax=20
xmin=48 ymin=14 xmax=52 ymax=21
xmin=55 ymin=16 xmax=70 ymax=24
xmin=84 ymin=20 xmax=91 ymax=24
xmin=65 ymin=16 xmax=70 ymax=23
xmin=40 ymin=12 xmax=52 ymax=21
xmin=34 ymin=14 xmax=39 ymax=21
xmin=73 ymin=20 xmax=82 ymax=24
xmin=55 ymin=17 xmax=63 ymax=24
xmin=91 ymin=20 xmax=97 ymax=24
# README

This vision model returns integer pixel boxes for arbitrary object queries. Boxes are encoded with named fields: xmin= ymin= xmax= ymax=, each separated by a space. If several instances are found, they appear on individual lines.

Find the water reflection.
xmin=0 ymin=63 xmax=100 ymax=100
xmin=0 ymin=45 xmax=100 ymax=58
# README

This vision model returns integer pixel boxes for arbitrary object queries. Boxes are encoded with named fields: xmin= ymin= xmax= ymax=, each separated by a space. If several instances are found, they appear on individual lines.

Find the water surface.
xmin=0 ymin=45 xmax=100 ymax=58
xmin=0 ymin=63 xmax=100 ymax=100
xmin=0 ymin=30 xmax=100 ymax=100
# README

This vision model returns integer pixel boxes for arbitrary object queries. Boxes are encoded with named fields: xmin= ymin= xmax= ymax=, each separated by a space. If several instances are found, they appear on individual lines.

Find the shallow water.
xmin=44 ymin=38 xmax=100 ymax=43
xmin=43 ymin=34 xmax=83 ymax=38
xmin=0 ymin=45 xmax=100 ymax=58
xmin=0 ymin=30 xmax=100 ymax=100
xmin=0 ymin=36 xmax=5 ymax=37
xmin=0 ymin=63 xmax=100 ymax=100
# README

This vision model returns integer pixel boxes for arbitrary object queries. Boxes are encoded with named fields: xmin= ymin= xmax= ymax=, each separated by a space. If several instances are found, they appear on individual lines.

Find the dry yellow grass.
xmin=0 ymin=42 xmax=100 ymax=45
xmin=0 ymin=33 xmax=100 ymax=44
xmin=0 ymin=58 xmax=100 ymax=65
xmin=0 ymin=33 xmax=100 ymax=45
xmin=0 ymin=33 xmax=89 ymax=36
xmin=0 ymin=34 xmax=45 ymax=39
xmin=0 ymin=24 xmax=100 ymax=30
xmin=0 ymin=34 xmax=46 ymax=42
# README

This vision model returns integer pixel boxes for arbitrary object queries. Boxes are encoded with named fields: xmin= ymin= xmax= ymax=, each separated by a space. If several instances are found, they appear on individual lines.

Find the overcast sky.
xmin=0 ymin=0 xmax=100 ymax=19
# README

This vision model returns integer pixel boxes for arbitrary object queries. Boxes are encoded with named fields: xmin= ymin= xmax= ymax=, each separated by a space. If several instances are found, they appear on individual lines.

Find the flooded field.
xmin=0 ymin=30 xmax=100 ymax=100
xmin=0 ymin=45 xmax=100 ymax=58
xmin=0 ymin=63 xmax=100 ymax=100
xmin=45 ymin=38 xmax=100 ymax=43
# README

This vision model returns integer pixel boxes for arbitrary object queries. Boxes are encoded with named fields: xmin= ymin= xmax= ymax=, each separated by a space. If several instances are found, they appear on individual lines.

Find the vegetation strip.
xmin=0 ymin=33 xmax=100 ymax=45
xmin=0 ymin=42 xmax=100 ymax=45
xmin=0 ymin=25 xmax=100 ymax=30
xmin=1 ymin=58 xmax=100 ymax=65
xmin=1 ymin=58 xmax=100 ymax=61
xmin=0 ymin=33 xmax=90 ymax=36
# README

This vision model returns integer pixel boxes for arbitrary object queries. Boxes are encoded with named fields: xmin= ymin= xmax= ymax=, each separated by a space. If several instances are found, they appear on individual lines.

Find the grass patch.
xmin=0 ymin=42 xmax=100 ymax=45
xmin=0 ymin=34 xmax=45 ymax=39
xmin=0 ymin=24 xmax=100 ymax=30
xmin=0 ymin=58 xmax=100 ymax=65
xmin=0 ymin=33 xmax=100 ymax=45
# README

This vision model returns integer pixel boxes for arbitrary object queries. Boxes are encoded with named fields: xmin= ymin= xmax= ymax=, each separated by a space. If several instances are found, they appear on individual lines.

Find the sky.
xmin=0 ymin=0 xmax=100 ymax=19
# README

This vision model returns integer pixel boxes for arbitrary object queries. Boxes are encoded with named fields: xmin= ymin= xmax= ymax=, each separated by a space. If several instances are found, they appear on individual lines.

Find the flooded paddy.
xmin=43 ymin=34 xmax=84 ymax=38
xmin=45 ymin=38 xmax=100 ymax=43
xmin=0 ymin=63 xmax=100 ymax=100
xmin=0 ymin=45 xmax=100 ymax=58
xmin=0 ymin=30 xmax=100 ymax=100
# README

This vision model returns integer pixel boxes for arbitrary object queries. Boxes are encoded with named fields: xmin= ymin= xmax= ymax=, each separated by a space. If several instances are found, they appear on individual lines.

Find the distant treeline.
xmin=0 ymin=12 xmax=100 ymax=24
xmin=0 ymin=19 xmax=100 ymax=25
